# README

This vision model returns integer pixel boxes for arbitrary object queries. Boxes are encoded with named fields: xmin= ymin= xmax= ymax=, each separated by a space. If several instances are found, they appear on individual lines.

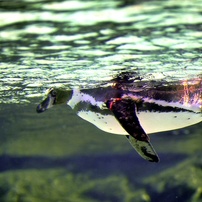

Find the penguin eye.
xmin=50 ymin=90 xmax=57 ymax=97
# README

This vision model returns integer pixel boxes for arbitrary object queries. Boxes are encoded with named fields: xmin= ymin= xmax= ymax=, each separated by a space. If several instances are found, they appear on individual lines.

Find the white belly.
xmin=138 ymin=111 xmax=202 ymax=134
xmin=78 ymin=111 xmax=127 ymax=135
xmin=78 ymin=110 xmax=202 ymax=135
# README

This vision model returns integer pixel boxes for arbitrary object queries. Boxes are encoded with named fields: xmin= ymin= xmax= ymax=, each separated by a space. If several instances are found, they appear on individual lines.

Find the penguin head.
xmin=36 ymin=88 xmax=57 ymax=113
xmin=36 ymin=88 xmax=72 ymax=113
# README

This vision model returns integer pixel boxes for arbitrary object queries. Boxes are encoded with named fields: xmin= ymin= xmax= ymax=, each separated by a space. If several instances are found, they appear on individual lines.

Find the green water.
xmin=0 ymin=0 xmax=202 ymax=201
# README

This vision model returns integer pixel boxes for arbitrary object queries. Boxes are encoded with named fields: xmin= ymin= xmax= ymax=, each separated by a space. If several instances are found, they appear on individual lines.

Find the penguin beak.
xmin=36 ymin=88 xmax=57 ymax=113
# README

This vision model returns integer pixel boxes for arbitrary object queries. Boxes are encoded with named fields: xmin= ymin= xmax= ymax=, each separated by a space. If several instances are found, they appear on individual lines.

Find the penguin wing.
xmin=106 ymin=97 xmax=159 ymax=162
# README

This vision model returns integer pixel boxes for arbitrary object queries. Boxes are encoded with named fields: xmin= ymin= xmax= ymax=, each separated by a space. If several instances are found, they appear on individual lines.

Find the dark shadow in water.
xmin=0 ymin=153 xmax=187 ymax=179
xmin=146 ymin=184 xmax=195 ymax=202
xmin=0 ymin=153 xmax=199 ymax=202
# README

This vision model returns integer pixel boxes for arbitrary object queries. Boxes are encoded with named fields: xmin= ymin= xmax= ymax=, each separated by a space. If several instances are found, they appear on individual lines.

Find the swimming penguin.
xmin=36 ymin=78 xmax=202 ymax=162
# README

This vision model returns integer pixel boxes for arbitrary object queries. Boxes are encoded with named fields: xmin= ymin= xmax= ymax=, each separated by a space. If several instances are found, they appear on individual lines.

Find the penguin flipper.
xmin=106 ymin=98 xmax=159 ymax=162
xmin=126 ymin=135 xmax=159 ymax=162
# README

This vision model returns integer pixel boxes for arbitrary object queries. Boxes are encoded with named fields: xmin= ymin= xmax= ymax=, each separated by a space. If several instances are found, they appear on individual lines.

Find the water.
xmin=0 ymin=0 xmax=202 ymax=201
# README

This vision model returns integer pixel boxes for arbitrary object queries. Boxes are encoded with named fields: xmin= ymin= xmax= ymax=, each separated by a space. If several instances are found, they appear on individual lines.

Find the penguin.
xmin=36 ymin=78 xmax=202 ymax=162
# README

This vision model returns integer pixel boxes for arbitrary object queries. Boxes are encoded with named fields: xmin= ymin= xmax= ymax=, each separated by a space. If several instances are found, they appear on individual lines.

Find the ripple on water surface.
xmin=0 ymin=0 xmax=202 ymax=103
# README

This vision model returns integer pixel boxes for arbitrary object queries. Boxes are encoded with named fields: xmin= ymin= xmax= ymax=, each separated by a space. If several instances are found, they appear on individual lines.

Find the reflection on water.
xmin=0 ymin=0 xmax=202 ymax=201
xmin=1 ymin=0 xmax=202 ymax=103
